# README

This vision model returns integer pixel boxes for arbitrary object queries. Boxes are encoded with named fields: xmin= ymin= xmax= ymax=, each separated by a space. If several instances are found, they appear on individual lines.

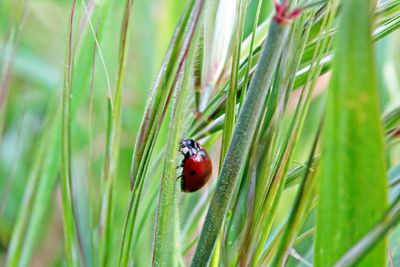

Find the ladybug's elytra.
xmin=179 ymin=138 xmax=213 ymax=192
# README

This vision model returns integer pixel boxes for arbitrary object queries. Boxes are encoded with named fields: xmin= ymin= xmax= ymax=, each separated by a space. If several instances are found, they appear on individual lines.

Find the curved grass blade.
xmin=130 ymin=150 xmax=163 ymax=254
xmin=315 ymin=0 xmax=388 ymax=265
xmin=152 ymin=33 xmax=197 ymax=266
xmin=118 ymin=1 xmax=205 ymax=265
xmin=129 ymin=0 xmax=196 ymax=190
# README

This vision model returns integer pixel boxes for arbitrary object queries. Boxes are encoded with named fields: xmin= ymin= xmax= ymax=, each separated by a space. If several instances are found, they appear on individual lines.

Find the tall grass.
xmin=1 ymin=0 xmax=400 ymax=266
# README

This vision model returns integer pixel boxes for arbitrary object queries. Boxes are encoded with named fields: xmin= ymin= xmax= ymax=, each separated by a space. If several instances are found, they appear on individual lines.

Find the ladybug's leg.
xmin=176 ymin=174 xmax=183 ymax=181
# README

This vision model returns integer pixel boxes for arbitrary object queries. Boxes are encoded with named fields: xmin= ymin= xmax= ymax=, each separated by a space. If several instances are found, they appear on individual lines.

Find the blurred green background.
xmin=0 ymin=0 xmax=186 ymax=265
xmin=1 ymin=0 xmax=400 ymax=266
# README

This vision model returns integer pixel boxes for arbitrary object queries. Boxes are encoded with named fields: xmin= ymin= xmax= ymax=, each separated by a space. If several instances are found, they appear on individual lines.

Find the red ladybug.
xmin=179 ymin=138 xmax=213 ymax=192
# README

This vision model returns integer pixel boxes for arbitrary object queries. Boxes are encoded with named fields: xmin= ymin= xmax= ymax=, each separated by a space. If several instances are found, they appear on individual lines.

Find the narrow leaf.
xmin=315 ymin=0 xmax=388 ymax=266
xmin=152 ymin=38 xmax=195 ymax=267
xmin=60 ymin=0 xmax=79 ymax=265
xmin=191 ymin=7 xmax=293 ymax=265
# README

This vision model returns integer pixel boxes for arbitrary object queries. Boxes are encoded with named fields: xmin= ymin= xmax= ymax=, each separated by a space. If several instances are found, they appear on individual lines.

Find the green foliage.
xmin=316 ymin=0 xmax=388 ymax=266
xmin=1 ymin=0 xmax=400 ymax=266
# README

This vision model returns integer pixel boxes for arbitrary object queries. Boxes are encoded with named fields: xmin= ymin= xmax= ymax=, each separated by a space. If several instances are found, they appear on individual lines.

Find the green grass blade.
xmin=99 ymin=0 xmax=134 ymax=266
xmin=118 ymin=1 xmax=203 ymax=265
xmin=333 ymin=194 xmax=400 ymax=267
xmin=271 ymin=124 xmax=321 ymax=266
xmin=220 ymin=0 xmax=247 ymax=162
xmin=0 ymin=0 xmax=28 ymax=137
xmin=152 ymin=34 xmax=196 ymax=267
xmin=191 ymin=10 xmax=292 ymax=266
xmin=5 ymin=100 xmax=59 ymax=266
xmin=188 ymin=1 xmax=400 ymax=140
xmin=129 ymin=0 xmax=195 ymax=190
xmin=240 ymin=5 xmax=334 ymax=263
xmin=6 ymin=1 xmax=112 ymax=264
xmin=60 ymin=0 xmax=79 ymax=265
xmin=239 ymin=0 xmax=264 ymax=109
xmin=18 ymin=118 xmax=61 ymax=266
xmin=213 ymin=0 xmax=247 ymax=262
xmin=3 ymin=1 xmax=400 ymax=266
xmin=315 ymin=0 xmax=388 ymax=266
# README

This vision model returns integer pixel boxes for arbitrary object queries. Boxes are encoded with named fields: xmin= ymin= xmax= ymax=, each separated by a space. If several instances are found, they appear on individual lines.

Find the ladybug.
xmin=178 ymin=138 xmax=213 ymax=192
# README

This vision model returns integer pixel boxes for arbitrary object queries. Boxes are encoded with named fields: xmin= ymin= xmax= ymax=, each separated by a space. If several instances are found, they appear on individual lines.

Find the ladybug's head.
xmin=180 ymin=138 xmax=200 ymax=157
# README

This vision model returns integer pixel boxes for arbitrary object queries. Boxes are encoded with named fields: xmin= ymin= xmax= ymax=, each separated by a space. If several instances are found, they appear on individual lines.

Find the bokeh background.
xmin=1 ymin=0 xmax=400 ymax=266
xmin=0 ymin=0 xmax=186 ymax=265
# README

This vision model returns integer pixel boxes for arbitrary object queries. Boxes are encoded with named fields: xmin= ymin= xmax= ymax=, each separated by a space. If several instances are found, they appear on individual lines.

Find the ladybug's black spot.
xmin=189 ymin=170 xmax=197 ymax=176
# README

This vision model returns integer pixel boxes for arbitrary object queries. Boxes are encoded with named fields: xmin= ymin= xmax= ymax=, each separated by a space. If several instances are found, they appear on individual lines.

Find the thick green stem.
xmin=191 ymin=20 xmax=290 ymax=266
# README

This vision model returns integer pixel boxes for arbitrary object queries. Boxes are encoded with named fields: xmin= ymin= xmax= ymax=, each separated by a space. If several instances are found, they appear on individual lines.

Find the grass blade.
xmin=5 ymin=100 xmax=59 ymax=266
xmin=152 ymin=33 xmax=197 ymax=266
xmin=212 ymin=0 xmax=247 ymax=263
xmin=271 ymin=124 xmax=321 ymax=266
xmin=190 ymin=4 xmax=293 ymax=265
xmin=60 ymin=0 xmax=79 ymax=265
xmin=333 ymin=194 xmax=400 ymax=267
xmin=129 ymin=0 xmax=195 ymax=190
xmin=315 ymin=0 xmax=388 ymax=265
xmin=220 ymin=0 xmax=247 ymax=163
xmin=6 ymin=1 xmax=112 ymax=265
xmin=99 ymin=0 xmax=134 ymax=266
xmin=118 ymin=1 xmax=204 ymax=265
